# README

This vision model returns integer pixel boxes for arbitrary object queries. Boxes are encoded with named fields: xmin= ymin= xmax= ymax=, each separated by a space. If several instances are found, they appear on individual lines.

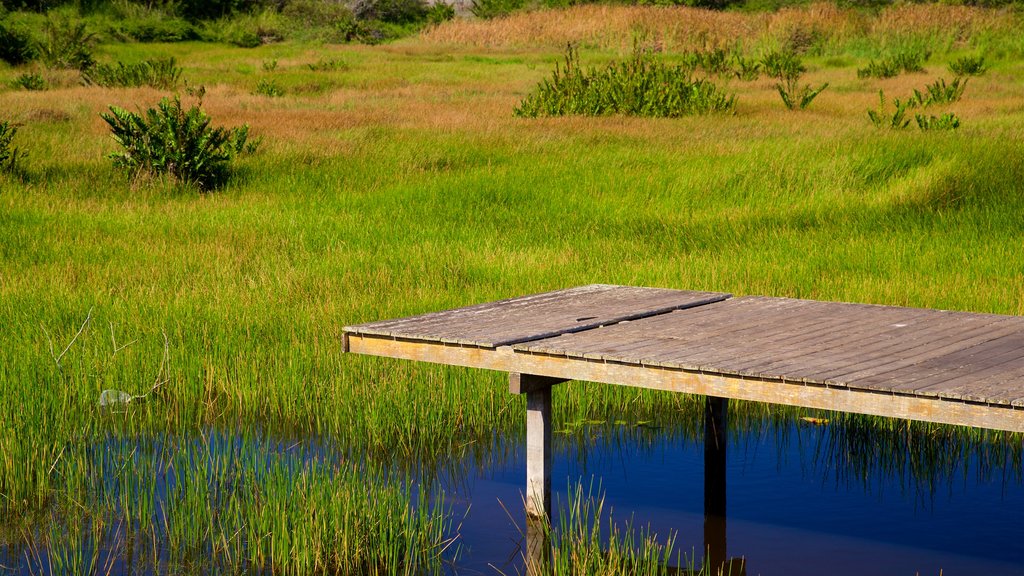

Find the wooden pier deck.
xmin=344 ymin=284 xmax=1024 ymax=432
xmin=343 ymin=284 xmax=1024 ymax=572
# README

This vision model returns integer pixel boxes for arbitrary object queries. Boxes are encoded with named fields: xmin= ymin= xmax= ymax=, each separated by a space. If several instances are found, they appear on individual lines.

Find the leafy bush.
xmin=760 ymin=49 xmax=802 ymax=80
xmin=281 ymin=0 xmax=355 ymax=28
xmin=911 ymin=77 xmax=967 ymax=107
xmin=470 ymin=0 xmax=524 ymax=19
xmin=38 ymin=17 xmax=95 ymax=70
xmin=253 ymin=78 xmax=283 ymax=96
xmin=177 ymin=0 xmax=262 ymax=21
xmin=733 ymin=54 xmax=760 ymax=81
xmin=12 ymin=71 xmax=45 ymax=90
xmin=0 ymin=120 xmax=23 ymax=174
xmin=915 ymin=112 xmax=960 ymax=131
xmin=82 ymin=57 xmax=182 ymax=89
xmin=857 ymin=50 xmax=929 ymax=79
xmin=0 ymin=18 xmax=36 ymax=65
xmin=425 ymin=1 xmax=454 ymax=24
xmin=761 ymin=50 xmax=827 ymax=111
xmin=856 ymin=58 xmax=899 ymax=79
xmin=107 ymin=17 xmax=198 ymax=42
xmin=948 ymin=55 xmax=986 ymax=77
xmin=867 ymin=90 xmax=914 ymax=129
xmin=101 ymin=96 xmax=256 ymax=191
xmin=353 ymin=0 xmax=427 ymax=24
xmin=515 ymin=45 xmax=736 ymax=118
xmin=683 ymin=47 xmax=730 ymax=76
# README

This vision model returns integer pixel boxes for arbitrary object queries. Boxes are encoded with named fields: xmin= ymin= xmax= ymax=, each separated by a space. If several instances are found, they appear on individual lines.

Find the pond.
xmin=1 ymin=410 xmax=1022 ymax=575
xmin=449 ymin=414 xmax=1024 ymax=575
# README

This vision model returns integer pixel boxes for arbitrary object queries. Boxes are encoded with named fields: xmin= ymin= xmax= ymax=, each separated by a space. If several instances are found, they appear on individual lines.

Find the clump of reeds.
xmin=514 ymin=44 xmax=735 ymax=118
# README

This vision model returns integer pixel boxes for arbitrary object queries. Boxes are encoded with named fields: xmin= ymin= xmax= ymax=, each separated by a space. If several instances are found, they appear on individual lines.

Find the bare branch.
xmin=52 ymin=307 xmax=94 ymax=369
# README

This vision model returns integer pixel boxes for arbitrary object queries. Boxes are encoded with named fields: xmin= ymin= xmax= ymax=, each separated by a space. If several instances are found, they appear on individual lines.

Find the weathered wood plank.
xmin=344 ymin=285 xmax=729 ymax=347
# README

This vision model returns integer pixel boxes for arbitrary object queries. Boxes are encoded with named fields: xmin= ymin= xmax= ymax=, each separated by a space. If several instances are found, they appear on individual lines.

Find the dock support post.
xmin=704 ymin=396 xmax=728 ymax=574
xmin=511 ymin=373 xmax=567 ymax=575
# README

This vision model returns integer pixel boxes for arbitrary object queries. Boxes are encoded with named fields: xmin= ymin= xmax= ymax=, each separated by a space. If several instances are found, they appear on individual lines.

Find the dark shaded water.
xmin=448 ymin=420 xmax=1024 ymax=575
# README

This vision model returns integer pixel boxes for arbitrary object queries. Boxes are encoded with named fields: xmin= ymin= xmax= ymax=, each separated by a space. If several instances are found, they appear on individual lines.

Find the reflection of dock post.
xmin=511 ymin=373 xmax=567 ymax=575
xmin=704 ymin=396 xmax=728 ymax=574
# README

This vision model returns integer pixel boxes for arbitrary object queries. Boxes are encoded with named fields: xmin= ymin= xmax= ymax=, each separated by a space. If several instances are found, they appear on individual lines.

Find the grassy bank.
xmin=2 ymin=3 xmax=1024 ymax=572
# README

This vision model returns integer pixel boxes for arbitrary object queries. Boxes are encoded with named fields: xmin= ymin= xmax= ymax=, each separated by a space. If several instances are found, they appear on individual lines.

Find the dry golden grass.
xmin=421 ymin=3 xmax=1019 ymax=52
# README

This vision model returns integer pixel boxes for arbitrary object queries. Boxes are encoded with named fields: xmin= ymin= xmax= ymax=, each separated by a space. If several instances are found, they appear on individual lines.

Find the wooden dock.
xmin=343 ymin=284 xmax=1024 ymax=571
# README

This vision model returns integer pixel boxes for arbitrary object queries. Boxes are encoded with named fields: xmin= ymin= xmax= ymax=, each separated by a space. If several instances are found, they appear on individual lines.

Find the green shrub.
xmin=0 ymin=19 xmax=37 ymax=65
xmin=425 ymin=1 xmax=454 ymax=24
xmin=107 ymin=17 xmax=198 ymax=42
xmin=683 ymin=47 xmax=730 ymax=76
xmin=911 ymin=77 xmax=967 ymax=107
xmin=0 ymin=120 xmax=24 ymax=174
xmin=12 ymin=71 xmax=45 ymax=90
xmin=281 ymin=0 xmax=355 ymax=29
xmin=38 ymin=17 xmax=95 ymax=70
xmin=857 ymin=50 xmax=929 ymax=79
xmin=733 ymin=54 xmax=760 ymax=81
xmin=82 ymin=57 xmax=183 ymax=89
xmin=307 ymin=58 xmax=348 ymax=72
xmin=867 ymin=90 xmax=915 ymax=129
xmin=948 ymin=55 xmax=986 ymax=77
xmin=760 ymin=49 xmax=803 ymax=80
xmin=253 ymin=78 xmax=283 ymax=96
xmin=856 ymin=58 xmax=899 ymax=79
xmin=353 ymin=0 xmax=428 ymax=24
xmin=101 ymin=96 xmax=256 ymax=191
xmin=177 ymin=0 xmax=262 ymax=21
xmin=761 ymin=50 xmax=827 ymax=111
xmin=470 ymin=0 xmax=524 ymax=19
xmin=515 ymin=45 xmax=736 ymax=118
xmin=915 ymin=112 xmax=960 ymax=131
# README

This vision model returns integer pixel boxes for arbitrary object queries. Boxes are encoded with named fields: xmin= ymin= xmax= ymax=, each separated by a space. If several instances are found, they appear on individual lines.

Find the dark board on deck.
xmin=344 ymin=284 xmax=730 ymax=347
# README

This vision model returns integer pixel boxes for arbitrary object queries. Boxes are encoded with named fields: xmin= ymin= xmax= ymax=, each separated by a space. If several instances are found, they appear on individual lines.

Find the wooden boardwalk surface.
xmin=344 ymin=284 xmax=1024 ymax=432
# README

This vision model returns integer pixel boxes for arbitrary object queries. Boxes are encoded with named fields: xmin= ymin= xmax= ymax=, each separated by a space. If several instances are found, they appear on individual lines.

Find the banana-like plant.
xmin=102 ymin=96 xmax=255 ymax=191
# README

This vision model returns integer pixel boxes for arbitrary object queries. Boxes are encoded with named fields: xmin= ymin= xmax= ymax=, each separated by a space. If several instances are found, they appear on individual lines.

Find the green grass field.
xmin=2 ymin=3 xmax=1024 ymax=572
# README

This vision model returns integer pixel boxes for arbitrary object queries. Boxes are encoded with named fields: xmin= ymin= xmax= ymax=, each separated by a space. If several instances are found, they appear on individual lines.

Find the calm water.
xmin=447 ymin=421 xmax=1024 ymax=575
xmin=3 ymin=418 xmax=1023 ymax=575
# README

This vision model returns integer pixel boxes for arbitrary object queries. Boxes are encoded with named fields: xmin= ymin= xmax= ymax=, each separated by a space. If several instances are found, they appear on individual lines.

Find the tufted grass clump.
xmin=515 ymin=45 xmax=735 ymax=118
xmin=101 ymin=95 xmax=256 ymax=191
xmin=911 ymin=77 xmax=967 ymax=107
xmin=857 ymin=50 xmax=930 ymax=79
xmin=948 ymin=55 xmax=986 ymax=77
xmin=82 ymin=58 xmax=183 ymax=90
xmin=916 ymin=112 xmax=960 ymax=131
xmin=12 ymin=72 xmax=46 ymax=91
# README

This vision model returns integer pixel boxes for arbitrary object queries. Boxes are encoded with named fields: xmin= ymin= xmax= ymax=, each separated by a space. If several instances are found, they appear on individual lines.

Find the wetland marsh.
xmin=2 ymin=3 xmax=1024 ymax=573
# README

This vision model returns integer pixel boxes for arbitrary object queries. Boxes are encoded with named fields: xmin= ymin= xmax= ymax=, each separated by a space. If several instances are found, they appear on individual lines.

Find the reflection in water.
xmin=2 ymin=406 xmax=1024 ymax=575
xmin=450 ymin=408 xmax=1024 ymax=575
